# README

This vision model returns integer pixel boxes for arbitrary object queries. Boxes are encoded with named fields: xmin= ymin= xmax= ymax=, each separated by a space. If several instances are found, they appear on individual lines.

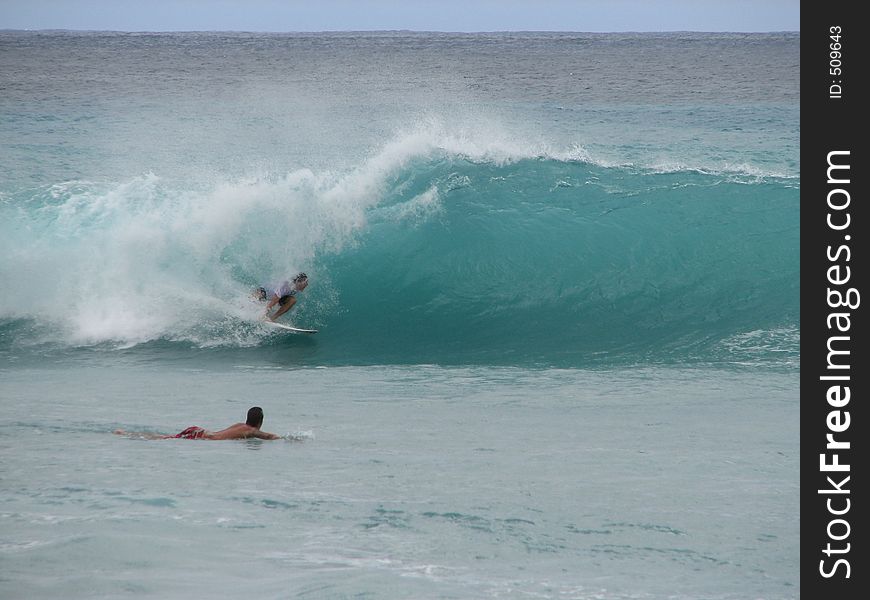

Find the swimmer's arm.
xmin=252 ymin=430 xmax=281 ymax=440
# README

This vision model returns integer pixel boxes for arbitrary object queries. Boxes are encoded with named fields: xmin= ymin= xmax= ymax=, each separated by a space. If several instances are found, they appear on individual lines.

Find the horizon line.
xmin=1 ymin=28 xmax=802 ymax=34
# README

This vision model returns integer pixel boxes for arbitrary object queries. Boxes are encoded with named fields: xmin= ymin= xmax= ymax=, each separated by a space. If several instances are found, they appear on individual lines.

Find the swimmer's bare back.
xmin=114 ymin=423 xmax=279 ymax=440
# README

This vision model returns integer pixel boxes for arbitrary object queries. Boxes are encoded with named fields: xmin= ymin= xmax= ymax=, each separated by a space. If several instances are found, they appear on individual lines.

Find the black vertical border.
xmin=802 ymin=1 xmax=866 ymax=597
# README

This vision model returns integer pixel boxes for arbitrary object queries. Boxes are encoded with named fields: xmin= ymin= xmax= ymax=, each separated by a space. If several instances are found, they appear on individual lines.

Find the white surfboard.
xmin=263 ymin=320 xmax=318 ymax=334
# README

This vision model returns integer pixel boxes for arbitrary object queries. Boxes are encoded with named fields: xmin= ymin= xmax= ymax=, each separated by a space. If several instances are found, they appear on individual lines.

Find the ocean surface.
xmin=1 ymin=31 xmax=799 ymax=599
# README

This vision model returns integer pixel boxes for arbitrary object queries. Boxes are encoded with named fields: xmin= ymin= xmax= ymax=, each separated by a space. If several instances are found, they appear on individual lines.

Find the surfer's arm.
xmin=269 ymin=296 xmax=296 ymax=321
xmin=263 ymin=294 xmax=280 ymax=318
xmin=252 ymin=430 xmax=281 ymax=440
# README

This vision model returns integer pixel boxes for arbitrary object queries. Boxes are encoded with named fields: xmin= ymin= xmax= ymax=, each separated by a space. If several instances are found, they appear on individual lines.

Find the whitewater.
xmin=1 ymin=31 xmax=799 ymax=599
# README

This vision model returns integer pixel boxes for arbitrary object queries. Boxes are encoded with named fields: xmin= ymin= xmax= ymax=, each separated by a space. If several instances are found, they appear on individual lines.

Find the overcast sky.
xmin=1 ymin=0 xmax=800 ymax=32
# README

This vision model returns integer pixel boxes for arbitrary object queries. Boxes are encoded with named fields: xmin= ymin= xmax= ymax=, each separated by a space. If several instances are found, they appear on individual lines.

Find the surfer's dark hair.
xmin=293 ymin=272 xmax=308 ymax=283
xmin=246 ymin=406 xmax=264 ymax=427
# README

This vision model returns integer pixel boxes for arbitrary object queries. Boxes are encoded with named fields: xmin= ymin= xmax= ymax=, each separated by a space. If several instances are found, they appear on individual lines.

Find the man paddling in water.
xmin=115 ymin=406 xmax=280 ymax=440
xmin=255 ymin=272 xmax=309 ymax=322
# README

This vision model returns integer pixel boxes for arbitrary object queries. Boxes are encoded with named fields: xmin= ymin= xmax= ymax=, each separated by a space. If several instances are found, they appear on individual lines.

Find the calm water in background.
xmin=1 ymin=32 xmax=799 ymax=598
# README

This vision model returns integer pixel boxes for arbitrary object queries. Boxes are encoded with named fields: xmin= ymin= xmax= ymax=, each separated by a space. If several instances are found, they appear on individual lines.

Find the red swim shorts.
xmin=175 ymin=426 xmax=206 ymax=440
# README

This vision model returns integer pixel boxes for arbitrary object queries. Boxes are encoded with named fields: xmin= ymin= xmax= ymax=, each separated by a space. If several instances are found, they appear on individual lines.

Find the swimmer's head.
xmin=246 ymin=406 xmax=264 ymax=428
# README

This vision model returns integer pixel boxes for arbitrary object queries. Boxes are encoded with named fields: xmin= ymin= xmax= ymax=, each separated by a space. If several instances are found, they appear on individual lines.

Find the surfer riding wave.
xmin=254 ymin=272 xmax=309 ymax=322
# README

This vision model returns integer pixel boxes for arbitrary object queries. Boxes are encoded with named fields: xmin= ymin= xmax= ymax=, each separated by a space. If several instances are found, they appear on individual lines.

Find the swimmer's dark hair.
xmin=293 ymin=272 xmax=308 ymax=283
xmin=246 ymin=406 xmax=264 ymax=428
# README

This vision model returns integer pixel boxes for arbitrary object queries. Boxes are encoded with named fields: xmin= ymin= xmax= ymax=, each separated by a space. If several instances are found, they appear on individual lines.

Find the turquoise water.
xmin=1 ymin=365 xmax=798 ymax=599
xmin=0 ymin=32 xmax=799 ymax=598
xmin=0 ymin=158 xmax=798 ymax=367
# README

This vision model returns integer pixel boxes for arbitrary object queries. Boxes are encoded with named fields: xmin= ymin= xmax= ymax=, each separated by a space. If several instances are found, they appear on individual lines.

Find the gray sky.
xmin=1 ymin=0 xmax=800 ymax=32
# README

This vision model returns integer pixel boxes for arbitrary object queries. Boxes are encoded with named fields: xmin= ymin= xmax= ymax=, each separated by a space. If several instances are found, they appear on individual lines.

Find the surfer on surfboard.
xmin=254 ymin=272 xmax=309 ymax=322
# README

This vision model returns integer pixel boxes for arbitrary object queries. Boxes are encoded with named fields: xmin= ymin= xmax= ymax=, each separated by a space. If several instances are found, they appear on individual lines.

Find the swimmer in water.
xmin=114 ymin=406 xmax=280 ymax=440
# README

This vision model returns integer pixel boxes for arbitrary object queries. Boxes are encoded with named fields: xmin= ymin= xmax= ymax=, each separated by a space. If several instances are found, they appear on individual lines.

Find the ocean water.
xmin=1 ymin=32 xmax=799 ymax=599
